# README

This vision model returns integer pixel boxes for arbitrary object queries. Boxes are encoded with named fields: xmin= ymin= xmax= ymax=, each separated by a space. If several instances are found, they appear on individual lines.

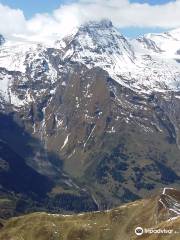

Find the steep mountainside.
xmin=0 ymin=188 xmax=180 ymax=240
xmin=0 ymin=20 xmax=180 ymax=216
xmin=0 ymin=113 xmax=98 ymax=219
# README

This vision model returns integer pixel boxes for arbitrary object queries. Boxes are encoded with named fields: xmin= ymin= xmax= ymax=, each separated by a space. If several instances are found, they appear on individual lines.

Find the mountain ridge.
xmin=0 ymin=188 xmax=180 ymax=240
xmin=1 ymin=19 xmax=180 ymax=102
xmin=0 ymin=19 xmax=180 ymax=217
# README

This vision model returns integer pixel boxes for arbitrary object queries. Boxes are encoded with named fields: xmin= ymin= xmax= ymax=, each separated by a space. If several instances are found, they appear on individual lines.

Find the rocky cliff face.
xmin=0 ymin=20 xmax=180 ymax=215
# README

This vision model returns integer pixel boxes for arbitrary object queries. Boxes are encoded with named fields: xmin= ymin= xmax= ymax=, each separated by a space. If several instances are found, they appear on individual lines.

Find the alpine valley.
xmin=0 ymin=19 xmax=180 ymax=221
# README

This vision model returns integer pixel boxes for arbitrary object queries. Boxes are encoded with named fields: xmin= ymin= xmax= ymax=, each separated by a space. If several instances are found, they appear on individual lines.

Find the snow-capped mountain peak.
xmin=58 ymin=21 xmax=180 ymax=92
xmin=60 ymin=19 xmax=135 ymax=60
xmin=140 ymin=28 xmax=180 ymax=55
xmin=80 ymin=19 xmax=113 ymax=30
xmin=1 ymin=20 xmax=180 ymax=109
xmin=58 ymin=19 xmax=136 ymax=86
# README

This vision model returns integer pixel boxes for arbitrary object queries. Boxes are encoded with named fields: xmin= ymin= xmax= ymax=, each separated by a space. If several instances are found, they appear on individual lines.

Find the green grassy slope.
xmin=0 ymin=190 xmax=179 ymax=240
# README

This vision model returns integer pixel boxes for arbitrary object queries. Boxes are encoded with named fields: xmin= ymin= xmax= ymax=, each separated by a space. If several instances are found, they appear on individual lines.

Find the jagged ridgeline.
xmin=0 ymin=20 xmax=180 ymax=217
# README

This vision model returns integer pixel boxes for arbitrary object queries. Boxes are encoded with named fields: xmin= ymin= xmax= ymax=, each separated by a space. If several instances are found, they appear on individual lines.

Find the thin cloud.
xmin=0 ymin=0 xmax=180 ymax=42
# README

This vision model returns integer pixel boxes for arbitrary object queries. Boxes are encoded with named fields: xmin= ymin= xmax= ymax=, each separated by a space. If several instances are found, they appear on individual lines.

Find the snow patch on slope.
xmin=1 ymin=21 xmax=180 ymax=108
xmin=60 ymin=134 xmax=70 ymax=150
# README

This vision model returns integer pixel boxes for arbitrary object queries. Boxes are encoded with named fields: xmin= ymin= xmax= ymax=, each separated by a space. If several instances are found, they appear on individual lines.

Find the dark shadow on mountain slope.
xmin=0 ymin=112 xmax=98 ymax=218
xmin=0 ymin=139 xmax=53 ymax=197
xmin=0 ymin=112 xmax=63 ymax=177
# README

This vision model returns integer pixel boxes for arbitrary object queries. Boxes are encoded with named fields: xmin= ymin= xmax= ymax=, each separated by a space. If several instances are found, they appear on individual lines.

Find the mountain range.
xmin=0 ymin=19 xmax=180 ymax=218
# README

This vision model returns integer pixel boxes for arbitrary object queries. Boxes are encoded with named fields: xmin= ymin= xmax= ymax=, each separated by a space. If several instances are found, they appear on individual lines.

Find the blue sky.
xmin=0 ymin=0 xmax=68 ymax=18
xmin=0 ymin=0 xmax=178 ymax=39
xmin=120 ymin=27 xmax=169 ymax=38
xmin=0 ymin=0 xmax=174 ymax=18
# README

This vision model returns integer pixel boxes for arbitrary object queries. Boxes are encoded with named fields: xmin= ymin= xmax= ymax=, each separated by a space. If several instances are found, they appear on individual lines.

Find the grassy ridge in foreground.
xmin=0 ymin=189 xmax=180 ymax=240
